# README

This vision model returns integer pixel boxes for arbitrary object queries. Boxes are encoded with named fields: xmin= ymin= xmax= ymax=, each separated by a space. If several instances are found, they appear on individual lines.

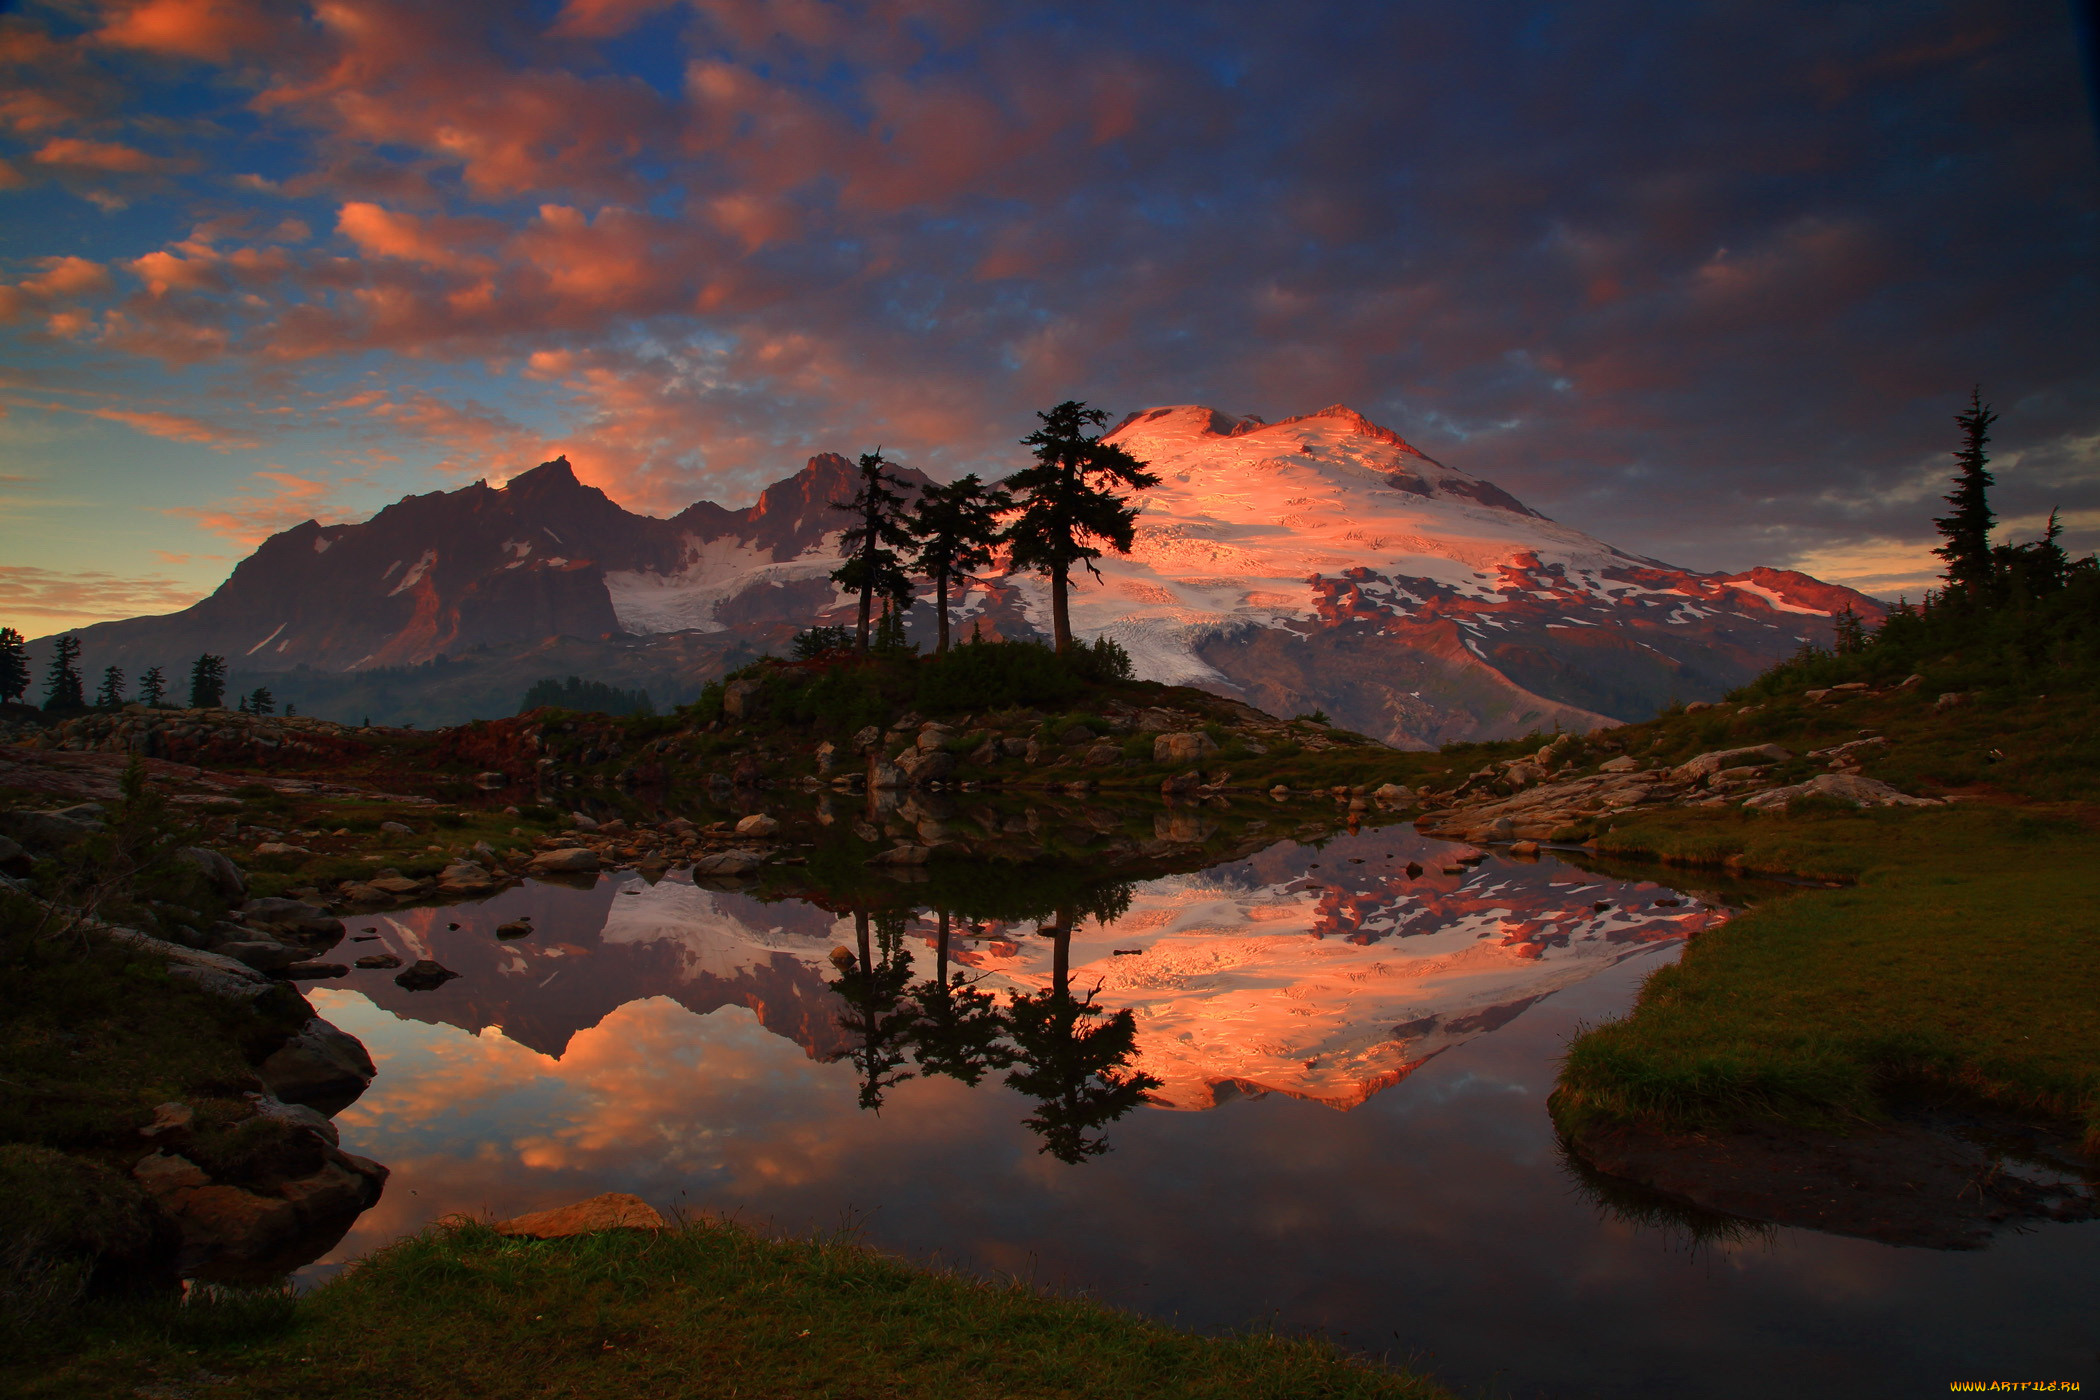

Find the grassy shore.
xmin=1551 ymin=802 xmax=2100 ymax=1151
xmin=10 ymin=1216 xmax=1451 ymax=1400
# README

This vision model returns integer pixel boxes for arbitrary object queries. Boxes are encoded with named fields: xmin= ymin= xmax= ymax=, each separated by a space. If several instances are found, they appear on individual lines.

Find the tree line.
xmin=828 ymin=399 xmax=1159 ymax=658
xmin=0 ymin=636 xmax=286 ymax=717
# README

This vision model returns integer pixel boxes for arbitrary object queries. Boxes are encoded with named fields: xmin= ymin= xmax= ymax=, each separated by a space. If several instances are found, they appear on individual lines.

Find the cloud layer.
xmin=0 ymin=0 xmax=2095 ymax=599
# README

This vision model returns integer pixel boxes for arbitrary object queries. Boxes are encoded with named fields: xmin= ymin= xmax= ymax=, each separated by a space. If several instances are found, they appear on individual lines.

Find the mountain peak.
xmin=1270 ymin=404 xmax=1421 ymax=453
xmin=504 ymin=455 xmax=582 ymax=493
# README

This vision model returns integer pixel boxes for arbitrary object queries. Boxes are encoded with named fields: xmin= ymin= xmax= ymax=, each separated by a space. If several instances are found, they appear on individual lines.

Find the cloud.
xmin=0 ymin=564 xmax=204 ymax=630
xmin=88 ymin=405 xmax=259 ymax=447
xmin=165 ymin=466 xmax=338 ymax=542
xmin=94 ymin=0 xmax=290 ymax=63
xmin=30 ymin=136 xmax=175 ymax=174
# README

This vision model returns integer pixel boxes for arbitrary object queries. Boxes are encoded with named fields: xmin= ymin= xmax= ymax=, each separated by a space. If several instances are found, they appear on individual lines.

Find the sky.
xmin=2 ymin=0 xmax=2096 ymax=635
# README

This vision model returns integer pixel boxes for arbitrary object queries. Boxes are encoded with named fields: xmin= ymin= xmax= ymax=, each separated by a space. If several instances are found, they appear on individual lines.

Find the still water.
xmin=298 ymin=822 xmax=2097 ymax=1398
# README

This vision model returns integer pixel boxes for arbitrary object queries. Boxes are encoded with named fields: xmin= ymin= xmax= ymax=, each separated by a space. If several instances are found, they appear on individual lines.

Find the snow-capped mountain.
xmin=35 ymin=404 xmax=1876 ymax=741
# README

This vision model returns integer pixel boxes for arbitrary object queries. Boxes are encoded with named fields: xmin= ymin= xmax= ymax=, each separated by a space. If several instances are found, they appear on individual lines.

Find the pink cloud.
xmin=89 ymin=405 xmax=259 ymax=447
xmin=94 ymin=0 xmax=290 ymax=62
xmin=166 ymin=467 xmax=336 ymax=542
xmin=336 ymin=202 xmax=500 ymax=270
xmin=31 ymin=136 xmax=172 ymax=174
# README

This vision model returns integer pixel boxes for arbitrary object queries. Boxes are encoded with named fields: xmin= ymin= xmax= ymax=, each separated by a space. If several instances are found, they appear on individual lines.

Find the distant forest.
xmin=518 ymin=675 xmax=655 ymax=717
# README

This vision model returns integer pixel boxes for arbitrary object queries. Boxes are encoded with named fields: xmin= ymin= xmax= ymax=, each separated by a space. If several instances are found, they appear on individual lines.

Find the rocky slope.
xmin=29 ymin=405 xmax=1879 ymax=742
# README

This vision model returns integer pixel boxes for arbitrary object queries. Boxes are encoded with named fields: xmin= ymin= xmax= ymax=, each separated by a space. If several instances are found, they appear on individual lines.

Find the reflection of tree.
xmin=826 ymin=908 xmax=920 ymax=1110
xmin=908 ymin=910 xmax=1012 ymax=1087
xmin=1002 ymin=910 xmax=1162 ymax=1164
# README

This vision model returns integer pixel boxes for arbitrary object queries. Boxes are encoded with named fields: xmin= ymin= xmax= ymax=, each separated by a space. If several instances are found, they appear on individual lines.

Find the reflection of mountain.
xmin=351 ymin=880 xmax=853 ymax=1060
xmin=331 ymin=827 xmax=1721 ymax=1113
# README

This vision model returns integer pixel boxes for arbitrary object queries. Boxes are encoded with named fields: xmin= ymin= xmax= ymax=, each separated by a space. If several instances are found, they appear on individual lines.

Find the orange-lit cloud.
xmin=31 ymin=136 xmax=173 ymax=174
xmin=0 ymin=564 xmax=204 ymax=631
xmin=166 ymin=466 xmax=338 ymax=543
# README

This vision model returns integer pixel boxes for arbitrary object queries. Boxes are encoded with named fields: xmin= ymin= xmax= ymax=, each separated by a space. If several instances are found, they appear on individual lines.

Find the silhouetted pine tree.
xmin=1932 ymin=389 xmax=1999 ymax=602
xmin=248 ymin=687 xmax=275 ymax=715
xmin=830 ymin=449 xmax=917 ymax=654
xmin=1007 ymin=402 xmax=1160 ymax=653
xmin=189 ymin=654 xmax=227 ymax=708
xmin=0 ymin=627 xmax=28 ymax=704
xmin=95 ymin=665 xmax=126 ymax=710
xmin=908 ymin=473 xmax=1010 ymax=654
xmin=137 ymin=666 xmax=167 ymax=707
xmin=42 ymin=635 xmax=85 ymax=712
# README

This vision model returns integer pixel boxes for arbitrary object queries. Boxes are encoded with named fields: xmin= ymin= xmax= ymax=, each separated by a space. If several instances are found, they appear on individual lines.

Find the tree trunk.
xmin=1050 ymin=563 xmax=1071 ymax=653
xmin=1049 ymin=907 xmax=1072 ymax=992
xmin=855 ymin=908 xmax=871 ymax=974
xmin=936 ymin=571 xmax=951 ymax=654
xmin=936 ymin=910 xmax=950 ymax=985
xmin=856 ymin=579 xmax=873 ymax=653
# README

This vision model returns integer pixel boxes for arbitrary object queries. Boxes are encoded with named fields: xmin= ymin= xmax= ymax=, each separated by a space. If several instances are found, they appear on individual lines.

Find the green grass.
xmin=8 ymin=1217 xmax=1451 ymax=1400
xmin=1553 ymin=804 xmax=2100 ymax=1149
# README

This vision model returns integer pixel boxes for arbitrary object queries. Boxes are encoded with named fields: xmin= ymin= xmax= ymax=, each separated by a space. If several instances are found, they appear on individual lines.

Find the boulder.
xmin=870 ymin=761 xmax=904 ymax=789
xmin=851 ymin=725 xmax=882 ymax=753
xmin=0 ymin=809 xmax=100 ymax=851
xmin=814 ymin=741 xmax=838 ymax=775
xmin=1372 ymin=783 xmax=1414 ymax=803
xmin=379 ymin=820 xmax=414 ymax=835
xmin=868 ymin=844 xmax=932 ymax=866
xmin=1934 ymin=692 xmax=1971 ymax=712
xmin=258 ymin=1018 xmax=377 ymax=1115
xmin=354 ymin=953 xmax=402 ymax=969
xmin=1154 ymin=731 xmax=1220 ymax=765
xmin=0 ymin=834 xmax=30 ymax=878
xmin=721 ymin=676 xmax=764 ymax=719
xmin=494 ymin=919 xmax=533 ymax=939
xmin=530 ymin=846 xmax=601 ymax=874
xmin=496 ymin=1193 xmax=665 ymax=1239
xmin=1741 ymin=773 xmax=1943 ymax=812
xmin=1671 ymin=744 xmax=1792 ymax=784
xmin=691 ymin=850 xmax=762 ymax=877
xmin=437 ymin=862 xmax=495 ymax=889
xmin=177 ymin=846 xmax=246 ymax=899
xmin=915 ymin=726 xmax=954 ymax=752
xmin=216 ymin=940 xmax=305 ymax=974
xmin=364 ymin=875 xmax=426 ymax=896
xmin=164 ymin=1184 xmax=301 ymax=1258
xmin=734 ymin=813 xmax=781 ymax=837
xmin=394 ymin=959 xmax=460 ymax=991
xmin=906 ymin=750 xmax=958 ymax=786
xmin=1597 ymin=755 xmax=1641 ymax=773
xmin=1000 ymin=737 xmax=1030 ymax=758
xmin=1083 ymin=742 xmax=1124 ymax=768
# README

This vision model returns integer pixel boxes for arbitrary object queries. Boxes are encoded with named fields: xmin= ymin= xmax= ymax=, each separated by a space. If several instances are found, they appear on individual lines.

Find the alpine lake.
xmin=284 ymin=790 xmax=2098 ymax=1399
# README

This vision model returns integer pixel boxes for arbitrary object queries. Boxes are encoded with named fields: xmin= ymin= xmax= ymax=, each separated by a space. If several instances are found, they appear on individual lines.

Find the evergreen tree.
xmin=0 ymin=627 xmax=28 ymax=704
xmin=1932 ymin=389 xmax=1999 ymax=601
xmin=1007 ymin=401 xmax=1160 ymax=653
xmin=95 ymin=665 xmax=126 ymax=709
xmin=137 ymin=665 xmax=167 ymax=707
xmin=830 ymin=449 xmax=918 ymax=654
xmin=908 ymin=473 xmax=1011 ymax=654
xmin=188 ymin=654 xmax=227 ymax=708
xmin=42 ymin=635 xmax=85 ymax=711
xmin=284 ymin=701 xmax=297 ymax=717
xmin=248 ymin=686 xmax=275 ymax=715
xmin=1832 ymin=606 xmax=1867 ymax=655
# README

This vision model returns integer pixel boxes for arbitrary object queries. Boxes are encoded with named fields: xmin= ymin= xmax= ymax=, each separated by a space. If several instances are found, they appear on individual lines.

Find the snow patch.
xmin=387 ymin=549 xmax=436 ymax=596
xmin=246 ymin=622 xmax=287 ymax=655
xmin=604 ymin=533 xmax=842 ymax=635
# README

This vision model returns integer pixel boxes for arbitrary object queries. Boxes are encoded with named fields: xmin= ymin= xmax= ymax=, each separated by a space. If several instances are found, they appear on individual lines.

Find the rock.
xmin=530 ymin=846 xmax=601 ymax=874
xmin=353 ymin=952 xmax=402 ymax=969
xmin=216 ymin=940 xmax=305 ymax=973
xmin=1372 ymin=783 xmax=1413 ymax=803
xmin=734 ymin=813 xmax=781 ymax=837
xmin=494 ymin=919 xmax=533 ymax=938
xmin=474 ymin=771 xmax=509 ymax=789
xmin=1741 ymin=773 xmax=1943 ymax=812
xmin=868 ymin=844 xmax=933 ymax=866
xmin=140 ymin=1102 xmax=195 ymax=1139
xmin=1934 ymin=692 xmax=1971 ymax=711
xmin=0 ymin=809 xmax=100 ymax=851
xmin=276 ymin=1157 xmax=374 ymax=1221
xmin=1154 ymin=731 xmax=1220 ymax=764
xmin=1597 ymin=755 xmax=1641 ymax=773
xmin=1161 ymin=770 xmax=1202 ymax=794
xmin=133 ymin=1151 xmax=210 ymax=1195
xmin=906 ymin=750 xmax=957 ymax=786
xmin=1509 ymin=840 xmax=1541 ymax=856
xmin=0 ymin=834 xmax=30 ymax=878
xmin=851 ymin=725 xmax=882 ymax=753
xmin=1083 ymin=742 xmax=1124 ymax=768
xmin=1898 ymin=673 xmax=1924 ymax=688
xmin=915 ymin=726 xmax=954 ymax=752
xmin=1684 ymin=700 xmax=1714 ymax=712
xmin=438 ymin=861 xmax=495 ymax=889
xmin=568 ymin=811 xmax=600 ymax=831
xmin=177 ymin=846 xmax=246 ymax=899
xmin=379 ymin=820 xmax=413 ymax=835
xmin=166 ymin=1184 xmax=302 ymax=1258
xmin=496 ymin=1193 xmax=665 ymax=1239
xmin=691 ymin=850 xmax=762 ymax=877
xmin=1803 ymin=688 xmax=1831 ymax=701
xmin=394 ymin=959 xmax=460 ymax=991
xmin=722 ymin=676 xmax=764 ymax=719
xmin=870 ymin=761 xmax=904 ymax=789
xmin=259 ymin=1018 xmax=377 ymax=1115
xmin=242 ymin=897 xmax=345 ymax=944
xmin=364 ymin=875 xmax=425 ymax=895
xmin=1000 ymin=737 xmax=1030 ymax=758
xmin=1671 ymin=744 xmax=1792 ymax=784
xmin=814 ymin=740 xmax=838 ymax=775
xmin=253 ymin=1094 xmax=342 ymax=1148
xmin=1830 ymin=682 xmax=1869 ymax=692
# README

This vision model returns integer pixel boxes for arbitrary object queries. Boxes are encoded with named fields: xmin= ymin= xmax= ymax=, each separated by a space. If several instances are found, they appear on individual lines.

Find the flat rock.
xmin=496 ymin=1192 xmax=666 ymax=1239
xmin=1741 ymin=772 xmax=1942 ymax=811
xmin=530 ymin=846 xmax=601 ymax=873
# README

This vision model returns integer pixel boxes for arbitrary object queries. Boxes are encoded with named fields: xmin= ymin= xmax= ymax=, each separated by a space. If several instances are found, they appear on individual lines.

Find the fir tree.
xmin=137 ymin=666 xmax=167 ymax=707
xmin=1832 ymin=606 xmax=1868 ymax=655
xmin=248 ymin=686 xmax=275 ymax=715
xmin=1007 ymin=401 xmax=1160 ymax=653
xmin=829 ymin=449 xmax=918 ymax=654
xmin=1932 ymin=388 xmax=1999 ymax=601
xmin=0 ymin=627 xmax=28 ymax=704
xmin=42 ymin=635 xmax=85 ymax=712
xmin=189 ymin=653 xmax=227 ymax=708
xmin=908 ymin=473 xmax=1011 ymax=654
xmin=95 ymin=665 xmax=126 ymax=709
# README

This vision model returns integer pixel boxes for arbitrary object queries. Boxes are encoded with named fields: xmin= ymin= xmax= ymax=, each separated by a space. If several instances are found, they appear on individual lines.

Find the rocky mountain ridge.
xmin=31 ymin=405 xmax=1881 ymax=744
